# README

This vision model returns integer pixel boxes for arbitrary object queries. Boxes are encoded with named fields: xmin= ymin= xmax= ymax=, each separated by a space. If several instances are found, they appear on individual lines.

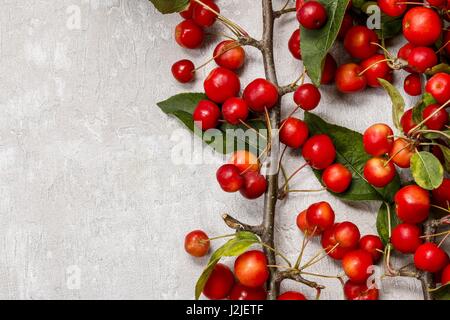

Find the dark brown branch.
xmin=222 ymin=214 xmax=264 ymax=236
xmin=260 ymin=0 xmax=282 ymax=301
xmin=238 ymin=36 xmax=264 ymax=51
xmin=279 ymin=84 xmax=299 ymax=96
xmin=420 ymin=220 xmax=437 ymax=300
xmin=274 ymin=7 xmax=296 ymax=18
xmin=223 ymin=0 xmax=325 ymax=300
xmin=276 ymin=270 xmax=325 ymax=290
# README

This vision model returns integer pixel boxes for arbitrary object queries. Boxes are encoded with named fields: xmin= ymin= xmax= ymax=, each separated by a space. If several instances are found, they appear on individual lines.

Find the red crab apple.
xmin=397 ymin=43 xmax=416 ymax=73
xmin=229 ymin=150 xmax=260 ymax=173
xmin=192 ymin=0 xmax=220 ymax=27
xmin=180 ymin=0 xmax=195 ymax=19
xmin=363 ymin=123 xmax=394 ymax=156
xmin=216 ymin=164 xmax=244 ymax=193
xmin=185 ymin=230 xmax=210 ymax=257
xmin=344 ymin=280 xmax=379 ymax=300
xmin=334 ymin=222 xmax=360 ymax=249
xmin=234 ymin=250 xmax=269 ymax=288
xmin=407 ymin=47 xmax=438 ymax=73
xmin=441 ymin=264 xmax=450 ymax=285
xmin=433 ymin=144 xmax=446 ymax=166
xmin=288 ymin=29 xmax=302 ymax=60
xmin=378 ymin=0 xmax=407 ymax=17
xmin=359 ymin=235 xmax=384 ymax=263
xmin=342 ymin=250 xmax=374 ymax=283
xmin=193 ymin=100 xmax=221 ymax=130
xmin=400 ymin=109 xmax=417 ymax=135
xmin=293 ymin=84 xmax=321 ymax=111
xmin=389 ymin=138 xmax=414 ymax=168
xmin=222 ymin=97 xmax=249 ymax=125
xmin=213 ymin=40 xmax=246 ymax=70
xmin=391 ymin=223 xmax=423 ymax=254
xmin=360 ymin=54 xmax=393 ymax=87
xmin=306 ymin=201 xmax=335 ymax=232
xmin=395 ymin=185 xmax=430 ymax=224
xmin=414 ymin=243 xmax=449 ymax=273
xmin=344 ymin=26 xmax=379 ymax=60
xmin=297 ymin=210 xmax=321 ymax=236
xmin=243 ymin=78 xmax=279 ymax=113
xmin=171 ymin=59 xmax=195 ymax=83
xmin=279 ymin=117 xmax=309 ymax=149
xmin=203 ymin=263 xmax=235 ymax=300
xmin=240 ymin=171 xmax=267 ymax=200
xmin=296 ymin=0 xmax=305 ymax=10
xmin=229 ymin=284 xmax=267 ymax=300
xmin=297 ymin=1 xmax=328 ymax=30
xmin=422 ymin=104 xmax=449 ymax=131
xmin=337 ymin=13 xmax=353 ymax=40
xmin=322 ymin=163 xmax=352 ymax=193
xmin=302 ymin=134 xmax=336 ymax=170
xmin=363 ymin=157 xmax=396 ymax=188
xmin=335 ymin=63 xmax=367 ymax=93
xmin=404 ymin=74 xmax=422 ymax=96
xmin=402 ymin=7 xmax=442 ymax=47
xmin=445 ymin=31 xmax=450 ymax=56
xmin=204 ymin=67 xmax=241 ymax=103
xmin=432 ymin=178 xmax=450 ymax=209
xmin=175 ymin=19 xmax=204 ymax=49
xmin=277 ymin=292 xmax=307 ymax=300
xmin=321 ymin=54 xmax=337 ymax=85
xmin=322 ymin=224 xmax=352 ymax=260
xmin=427 ymin=0 xmax=446 ymax=5
xmin=425 ymin=73 xmax=450 ymax=105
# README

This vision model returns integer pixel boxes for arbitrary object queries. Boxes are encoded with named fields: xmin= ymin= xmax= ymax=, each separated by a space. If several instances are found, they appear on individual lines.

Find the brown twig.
xmin=259 ymin=0 xmax=282 ymax=300
xmin=419 ymin=219 xmax=437 ymax=300
xmin=275 ymin=270 xmax=325 ymax=291
xmin=274 ymin=7 xmax=297 ymax=18
xmin=279 ymin=83 xmax=300 ymax=96
xmin=222 ymin=214 xmax=264 ymax=236
xmin=222 ymin=0 xmax=323 ymax=300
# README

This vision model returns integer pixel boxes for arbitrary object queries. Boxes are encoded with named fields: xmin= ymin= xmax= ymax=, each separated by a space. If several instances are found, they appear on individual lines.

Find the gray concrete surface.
xmin=0 ymin=0 xmax=427 ymax=299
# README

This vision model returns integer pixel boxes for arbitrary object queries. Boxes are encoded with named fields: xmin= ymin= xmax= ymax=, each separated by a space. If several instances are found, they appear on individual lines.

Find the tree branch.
xmin=238 ymin=36 xmax=264 ymax=51
xmin=420 ymin=219 xmax=437 ymax=300
xmin=259 ymin=0 xmax=283 ymax=300
xmin=279 ymin=83 xmax=299 ymax=96
xmin=222 ymin=214 xmax=264 ymax=236
xmin=276 ymin=270 xmax=325 ymax=290
xmin=274 ymin=7 xmax=297 ymax=18
xmin=223 ymin=0 xmax=324 ymax=300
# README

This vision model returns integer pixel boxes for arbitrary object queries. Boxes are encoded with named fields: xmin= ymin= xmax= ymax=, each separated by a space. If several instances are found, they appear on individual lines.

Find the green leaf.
xmin=426 ymin=63 xmax=450 ymax=76
xmin=148 ymin=0 xmax=189 ymax=14
xmin=194 ymin=232 xmax=259 ymax=300
xmin=376 ymin=15 xmax=403 ymax=39
xmin=379 ymin=78 xmax=405 ymax=131
xmin=412 ymin=93 xmax=436 ymax=124
xmin=438 ymin=145 xmax=450 ymax=173
xmin=157 ymin=93 xmax=267 ymax=155
xmin=431 ymin=283 xmax=450 ymax=300
xmin=157 ymin=92 xmax=205 ymax=114
xmin=412 ymin=103 xmax=425 ymax=125
xmin=410 ymin=151 xmax=444 ymax=190
xmin=376 ymin=202 xmax=400 ymax=245
xmin=422 ymin=130 xmax=450 ymax=141
xmin=301 ymin=0 xmax=351 ymax=86
xmin=422 ymin=92 xmax=437 ymax=107
xmin=304 ymin=112 xmax=401 ymax=202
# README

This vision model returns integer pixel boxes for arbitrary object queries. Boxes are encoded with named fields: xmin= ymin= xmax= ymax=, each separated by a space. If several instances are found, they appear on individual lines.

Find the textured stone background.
xmin=0 ymin=0 xmax=428 ymax=299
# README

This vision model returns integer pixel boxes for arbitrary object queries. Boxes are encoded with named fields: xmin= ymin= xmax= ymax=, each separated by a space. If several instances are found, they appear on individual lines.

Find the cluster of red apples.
xmin=176 ymin=0 xmax=450 ymax=301
xmin=297 ymin=201 xmax=384 ymax=300
xmin=290 ymin=1 xmax=450 ymax=96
